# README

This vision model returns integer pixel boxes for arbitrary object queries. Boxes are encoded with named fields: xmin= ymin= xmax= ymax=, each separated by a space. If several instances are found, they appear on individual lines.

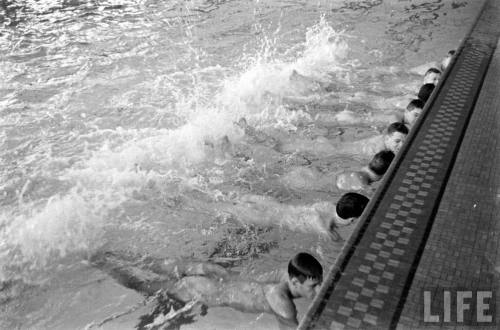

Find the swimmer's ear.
xmin=289 ymin=276 xmax=300 ymax=288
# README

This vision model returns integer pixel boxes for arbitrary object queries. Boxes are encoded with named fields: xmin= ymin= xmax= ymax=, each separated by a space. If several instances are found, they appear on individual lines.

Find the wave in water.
xmin=0 ymin=17 xmax=351 ymax=282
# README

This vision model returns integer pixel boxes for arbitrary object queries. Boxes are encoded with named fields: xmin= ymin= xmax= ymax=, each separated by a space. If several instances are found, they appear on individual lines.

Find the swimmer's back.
xmin=221 ymin=281 xmax=276 ymax=314
xmin=336 ymin=171 xmax=370 ymax=191
xmin=175 ymin=276 xmax=274 ymax=314
xmin=174 ymin=276 xmax=296 ymax=323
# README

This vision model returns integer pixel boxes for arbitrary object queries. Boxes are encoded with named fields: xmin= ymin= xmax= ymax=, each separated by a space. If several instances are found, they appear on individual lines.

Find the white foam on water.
xmin=296 ymin=16 xmax=350 ymax=78
xmin=218 ymin=16 xmax=350 ymax=126
xmin=0 ymin=17 xmax=352 ymax=281
xmin=0 ymin=188 xmax=114 ymax=282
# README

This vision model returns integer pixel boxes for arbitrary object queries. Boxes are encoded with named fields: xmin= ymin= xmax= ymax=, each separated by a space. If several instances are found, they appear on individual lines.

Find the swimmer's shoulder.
xmin=265 ymin=283 xmax=297 ymax=324
xmin=336 ymin=171 xmax=368 ymax=191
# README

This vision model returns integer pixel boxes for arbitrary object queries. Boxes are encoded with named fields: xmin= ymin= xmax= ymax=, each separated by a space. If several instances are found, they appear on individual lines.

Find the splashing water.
xmin=0 ymin=7 xmax=355 ymax=282
xmin=0 ymin=0 xmax=484 ymax=328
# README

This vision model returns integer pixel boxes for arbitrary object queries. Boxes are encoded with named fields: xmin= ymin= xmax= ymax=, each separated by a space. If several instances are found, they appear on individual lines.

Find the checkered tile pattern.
xmin=299 ymin=2 xmax=500 ymax=329
xmin=398 ymin=38 xmax=500 ymax=330
xmin=316 ymin=50 xmax=490 ymax=329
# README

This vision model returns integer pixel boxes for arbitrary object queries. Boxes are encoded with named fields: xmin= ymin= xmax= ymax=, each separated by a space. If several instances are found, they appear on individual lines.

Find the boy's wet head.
xmin=423 ymin=67 xmax=441 ymax=86
xmin=405 ymin=99 xmax=425 ymax=126
xmin=288 ymin=253 xmax=323 ymax=299
xmin=384 ymin=122 xmax=408 ymax=154
xmin=288 ymin=253 xmax=322 ymax=282
xmin=336 ymin=192 xmax=369 ymax=221
xmin=407 ymin=99 xmax=425 ymax=111
xmin=418 ymin=83 xmax=435 ymax=104
xmin=368 ymin=150 xmax=395 ymax=176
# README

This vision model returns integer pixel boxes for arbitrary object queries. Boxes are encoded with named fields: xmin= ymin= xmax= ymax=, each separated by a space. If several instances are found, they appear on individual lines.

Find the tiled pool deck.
xmin=299 ymin=0 xmax=500 ymax=328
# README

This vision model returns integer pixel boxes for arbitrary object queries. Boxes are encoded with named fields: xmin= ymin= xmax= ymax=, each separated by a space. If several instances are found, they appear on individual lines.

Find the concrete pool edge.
xmin=298 ymin=0 xmax=500 ymax=328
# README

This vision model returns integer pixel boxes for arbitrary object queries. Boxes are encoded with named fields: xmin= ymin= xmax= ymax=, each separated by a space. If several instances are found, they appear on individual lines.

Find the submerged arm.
xmin=266 ymin=284 xmax=299 ymax=330
xmin=138 ymin=256 xmax=228 ymax=280
xmin=182 ymin=261 xmax=228 ymax=279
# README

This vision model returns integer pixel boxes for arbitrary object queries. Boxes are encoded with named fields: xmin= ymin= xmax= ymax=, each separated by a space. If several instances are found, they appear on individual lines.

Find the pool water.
xmin=0 ymin=0 xmax=484 ymax=329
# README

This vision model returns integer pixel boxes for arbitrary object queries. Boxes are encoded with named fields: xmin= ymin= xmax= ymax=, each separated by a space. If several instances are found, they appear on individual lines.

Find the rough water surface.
xmin=0 ymin=0 xmax=484 ymax=329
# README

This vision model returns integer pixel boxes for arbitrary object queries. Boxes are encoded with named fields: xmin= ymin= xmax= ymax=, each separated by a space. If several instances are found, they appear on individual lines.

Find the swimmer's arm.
xmin=273 ymin=299 xmax=298 ymax=330
xmin=182 ymin=262 xmax=228 ymax=279
xmin=267 ymin=284 xmax=298 ymax=329
xmin=151 ymin=259 xmax=228 ymax=280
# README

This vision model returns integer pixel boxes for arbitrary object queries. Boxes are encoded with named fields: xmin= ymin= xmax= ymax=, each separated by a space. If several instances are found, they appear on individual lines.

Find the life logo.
xmin=421 ymin=287 xmax=496 ymax=325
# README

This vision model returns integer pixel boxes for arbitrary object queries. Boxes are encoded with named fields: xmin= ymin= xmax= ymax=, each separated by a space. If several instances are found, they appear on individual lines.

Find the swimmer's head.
xmin=368 ymin=150 xmax=395 ymax=178
xmin=418 ymin=83 xmax=435 ymax=104
xmin=441 ymin=50 xmax=456 ymax=71
xmin=288 ymin=252 xmax=323 ymax=299
xmin=384 ymin=122 xmax=408 ymax=154
xmin=423 ymin=68 xmax=441 ymax=86
xmin=404 ymin=99 xmax=425 ymax=127
xmin=334 ymin=192 xmax=369 ymax=226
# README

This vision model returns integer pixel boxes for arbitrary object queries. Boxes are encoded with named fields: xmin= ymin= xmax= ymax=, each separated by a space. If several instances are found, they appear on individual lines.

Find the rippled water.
xmin=0 ymin=0 xmax=484 ymax=329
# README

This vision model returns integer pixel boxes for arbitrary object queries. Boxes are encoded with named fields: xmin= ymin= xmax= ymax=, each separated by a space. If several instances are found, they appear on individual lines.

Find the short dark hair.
xmin=418 ymin=83 xmax=435 ymax=103
xmin=336 ymin=192 xmax=369 ymax=220
xmin=369 ymin=150 xmax=395 ymax=176
xmin=406 ymin=99 xmax=425 ymax=111
xmin=387 ymin=122 xmax=409 ymax=135
xmin=425 ymin=67 xmax=442 ymax=75
xmin=448 ymin=49 xmax=456 ymax=56
xmin=288 ymin=252 xmax=323 ymax=283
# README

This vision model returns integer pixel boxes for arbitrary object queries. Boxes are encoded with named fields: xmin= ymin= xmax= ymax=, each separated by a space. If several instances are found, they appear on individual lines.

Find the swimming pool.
xmin=0 ymin=0 xmax=484 ymax=329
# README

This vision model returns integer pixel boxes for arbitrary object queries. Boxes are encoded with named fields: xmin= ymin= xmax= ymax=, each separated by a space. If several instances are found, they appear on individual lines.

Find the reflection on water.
xmin=0 ymin=0 xmax=484 ymax=329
